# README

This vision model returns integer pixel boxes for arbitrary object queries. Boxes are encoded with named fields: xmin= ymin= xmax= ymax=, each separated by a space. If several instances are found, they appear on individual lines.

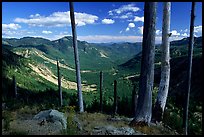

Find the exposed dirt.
xmin=99 ymin=51 xmax=109 ymax=58
xmin=28 ymin=63 xmax=97 ymax=92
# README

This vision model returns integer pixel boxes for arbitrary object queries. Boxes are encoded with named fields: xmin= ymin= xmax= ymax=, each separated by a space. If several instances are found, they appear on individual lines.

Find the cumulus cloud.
xmin=181 ymin=33 xmax=188 ymax=37
xmin=171 ymin=30 xmax=180 ymax=36
xmin=134 ymin=16 xmax=144 ymax=22
xmin=156 ymin=30 xmax=162 ymax=35
xmin=102 ymin=18 xmax=115 ymax=24
xmin=2 ymin=23 xmax=22 ymax=37
xmin=194 ymin=25 xmax=202 ymax=33
xmin=29 ymin=13 xmax=41 ymax=18
xmin=125 ymin=23 xmax=135 ymax=32
xmin=113 ymin=12 xmax=134 ymax=19
xmin=128 ymin=23 xmax=135 ymax=28
xmin=14 ymin=11 xmax=98 ymax=27
xmin=42 ymin=30 xmax=52 ymax=34
xmin=138 ymin=26 xmax=143 ymax=35
xmin=126 ymin=27 xmax=130 ymax=32
xmin=2 ymin=23 xmax=21 ymax=30
xmin=108 ymin=3 xmax=140 ymax=15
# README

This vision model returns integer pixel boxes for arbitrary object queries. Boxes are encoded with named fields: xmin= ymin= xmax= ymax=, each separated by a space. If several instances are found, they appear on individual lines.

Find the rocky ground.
xmin=2 ymin=104 xmax=179 ymax=135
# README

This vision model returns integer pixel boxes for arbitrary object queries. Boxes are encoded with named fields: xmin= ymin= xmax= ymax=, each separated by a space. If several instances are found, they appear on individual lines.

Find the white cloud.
xmin=171 ymin=30 xmax=180 ymax=36
xmin=119 ymin=15 xmax=129 ymax=19
xmin=102 ymin=18 xmax=115 ymax=24
xmin=184 ymin=29 xmax=188 ymax=32
xmin=194 ymin=25 xmax=202 ymax=33
xmin=2 ymin=23 xmax=21 ymax=30
xmin=126 ymin=27 xmax=130 ymax=32
xmin=156 ymin=30 xmax=162 ymax=35
xmin=134 ymin=16 xmax=144 ymax=22
xmin=138 ymin=26 xmax=143 ymax=35
xmin=42 ymin=30 xmax=52 ymax=34
xmin=29 ymin=13 xmax=41 ymax=18
xmin=78 ymin=35 xmax=165 ymax=44
xmin=181 ymin=33 xmax=188 ymax=37
xmin=2 ymin=23 xmax=22 ymax=37
xmin=119 ymin=30 xmax=123 ymax=34
xmin=117 ymin=12 xmax=133 ymax=19
xmin=108 ymin=4 xmax=140 ymax=15
xmin=14 ymin=11 xmax=98 ymax=27
xmin=78 ymin=35 xmax=143 ymax=43
xmin=128 ymin=23 xmax=135 ymax=28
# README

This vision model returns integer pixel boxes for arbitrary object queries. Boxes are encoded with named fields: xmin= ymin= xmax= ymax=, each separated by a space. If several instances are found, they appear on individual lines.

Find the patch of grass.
xmin=77 ymin=112 xmax=128 ymax=134
xmin=132 ymin=123 xmax=178 ymax=135
xmin=61 ymin=106 xmax=79 ymax=135
xmin=2 ymin=111 xmax=13 ymax=131
xmin=9 ymin=130 xmax=28 ymax=135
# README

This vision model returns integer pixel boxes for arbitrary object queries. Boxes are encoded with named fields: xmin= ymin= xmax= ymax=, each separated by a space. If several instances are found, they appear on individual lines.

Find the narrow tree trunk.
xmin=100 ymin=71 xmax=103 ymax=112
xmin=130 ymin=2 xmax=157 ymax=126
xmin=13 ymin=76 xmax=17 ymax=98
xmin=183 ymin=2 xmax=195 ymax=135
xmin=152 ymin=2 xmax=171 ymax=123
xmin=132 ymin=84 xmax=137 ymax=116
xmin=69 ymin=2 xmax=84 ymax=113
xmin=114 ymin=80 xmax=118 ymax=115
xmin=57 ymin=60 xmax=63 ymax=107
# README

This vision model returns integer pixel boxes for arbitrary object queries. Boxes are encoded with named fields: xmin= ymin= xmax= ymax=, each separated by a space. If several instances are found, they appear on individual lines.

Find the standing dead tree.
xmin=100 ymin=71 xmax=103 ymax=112
xmin=183 ymin=2 xmax=196 ymax=135
xmin=114 ymin=80 xmax=118 ymax=115
xmin=152 ymin=2 xmax=171 ymax=122
xmin=57 ymin=60 xmax=62 ymax=107
xmin=130 ymin=2 xmax=157 ymax=126
xmin=69 ymin=2 xmax=84 ymax=113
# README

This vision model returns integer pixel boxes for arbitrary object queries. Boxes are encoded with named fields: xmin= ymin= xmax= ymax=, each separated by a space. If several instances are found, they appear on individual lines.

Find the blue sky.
xmin=2 ymin=2 xmax=202 ymax=43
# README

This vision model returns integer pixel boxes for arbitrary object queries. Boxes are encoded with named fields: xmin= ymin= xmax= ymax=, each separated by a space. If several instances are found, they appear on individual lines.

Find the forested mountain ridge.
xmin=2 ymin=36 xmax=202 ymax=135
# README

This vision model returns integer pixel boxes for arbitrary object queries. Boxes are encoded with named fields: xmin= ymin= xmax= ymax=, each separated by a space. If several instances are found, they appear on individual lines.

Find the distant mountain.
xmin=2 ymin=37 xmax=53 ymax=47
xmin=2 ymin=36 xmax=142 ymax=68
xmin=2 ymin=35 xmax=143 ymax=94
xmin=120 ymin=36 xmax=202 ymax=69
xmin=170 ymin=36 xmax=202 ymax=47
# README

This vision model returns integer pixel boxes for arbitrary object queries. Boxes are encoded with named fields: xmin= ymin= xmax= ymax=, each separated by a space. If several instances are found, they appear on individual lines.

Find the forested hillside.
xmin=2 ymin=35 xmax=202 ymax=135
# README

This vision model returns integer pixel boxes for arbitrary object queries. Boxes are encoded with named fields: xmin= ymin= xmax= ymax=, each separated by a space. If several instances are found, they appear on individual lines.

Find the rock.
xmin=2 ymin=103 xmax=7 ymax=110
xmin=107 ymin=116 xmax=134 ymax=122
xmin=92 ymin=125 xmax=143 ymax=135
xmin=33 ymin=109 xmax=67 ymax=129
xmin=73 ymin=116 xmax=83 ymax=131
xmin=9 ymin=119 xmax=62 ymax=135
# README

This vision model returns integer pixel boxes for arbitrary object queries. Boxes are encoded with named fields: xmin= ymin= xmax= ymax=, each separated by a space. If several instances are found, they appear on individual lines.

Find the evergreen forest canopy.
xmin=2 ymin=35 xmax=202 ymax=135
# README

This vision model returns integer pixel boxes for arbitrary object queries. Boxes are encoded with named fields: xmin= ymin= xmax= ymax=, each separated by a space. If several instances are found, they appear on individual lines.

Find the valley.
xmin=2 ymin=36 xmax=202 ymax=135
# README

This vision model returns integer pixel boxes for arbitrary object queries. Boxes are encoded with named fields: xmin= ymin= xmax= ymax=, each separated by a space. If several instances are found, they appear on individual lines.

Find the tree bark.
xmin=152 ymin=2 xmax=171 ymax=123
xmin=183 ymin=2 xmax=195 ymax=135
xmin=130 ymin=2 xmax=157 ymax=126
xmin=69 ymin=2 xmax=84 ymax=113
xmin=57 ymin=60 xmax=63 ymax=107
xmin=100 ymin=71 xmax=103 ymax=112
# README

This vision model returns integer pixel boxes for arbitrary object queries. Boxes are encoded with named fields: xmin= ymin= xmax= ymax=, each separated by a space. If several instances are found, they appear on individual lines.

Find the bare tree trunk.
xmin=69 ymin=2 xmax=84 ymax=113
xmin=183 ymin=2 xmax=195 ymax=135
xmin=100 ymin=71 xmax=103 ymax=112
xmin=130 ymin=2 xmax=157 ymax=126
xmin=132 ymin=84 xmax=137 ymax=116
xmin=152 ymin=2 xmax=171 ymax=123
xmin=13 ymin=76 xmax=17 ymax=98
xmin=57 ymin=60 xmax=62 ymax=107
xmin=114 ymin=80 xmax=118 ymax=115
